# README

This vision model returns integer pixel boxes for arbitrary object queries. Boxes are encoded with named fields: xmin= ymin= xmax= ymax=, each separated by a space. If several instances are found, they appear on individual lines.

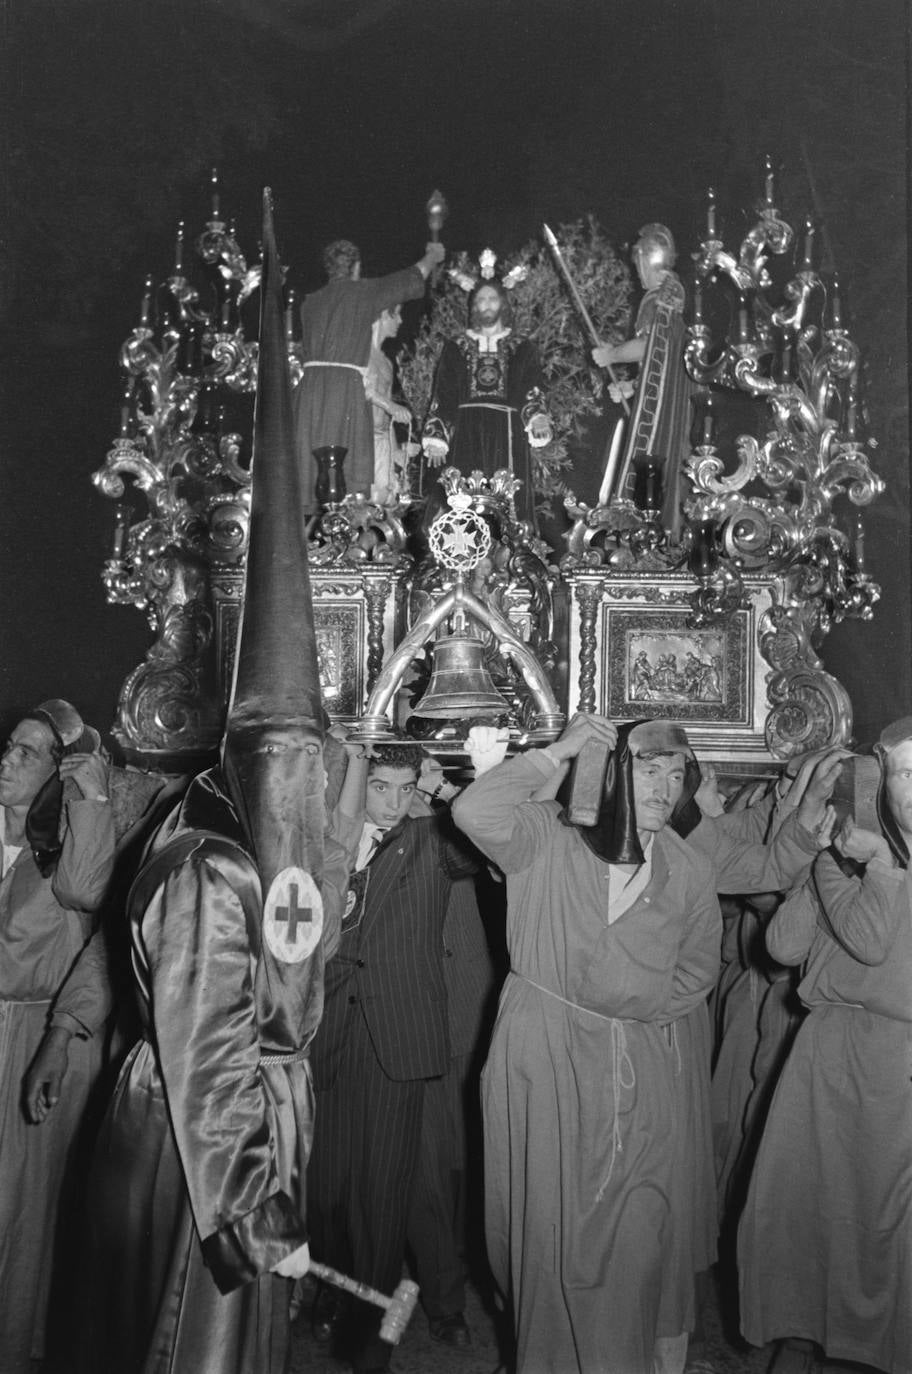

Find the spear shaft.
xmin=543 ymin=223 xmax=630 ymax=416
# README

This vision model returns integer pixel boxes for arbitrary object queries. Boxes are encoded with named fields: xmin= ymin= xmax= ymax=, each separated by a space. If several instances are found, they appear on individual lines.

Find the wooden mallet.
xmin=309 ymin=1261 xmax=420 ymax=1344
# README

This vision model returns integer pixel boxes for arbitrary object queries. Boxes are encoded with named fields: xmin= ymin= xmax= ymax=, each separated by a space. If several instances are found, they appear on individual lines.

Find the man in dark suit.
xmin=307 ymin=744 xmax=480 ymax=1374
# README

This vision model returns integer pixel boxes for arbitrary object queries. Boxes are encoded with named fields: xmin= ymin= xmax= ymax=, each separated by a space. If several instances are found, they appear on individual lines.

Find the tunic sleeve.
xmin=423 ymin=340 xmax=465 ymax=447
xmin=368 ymin=265 xmax=425 ymax=315
xmin=452 ymin=752 xmax=559 ymax=874
xmin=690 ymin=790 xmax=775 ymax=848
xmin=765 ymin=879 xmax=819 ymax=966
xmin=689 ymin=808 xmax=818 ymax=896
xmin=49 ymin=927 xmax=113 ymax=1037
xmin=665 ymin=846 xmax=722 ymax=1017
xmin=140 ymin=856 xmax=308 ymax=1292
xmin=52 ymin=798 xmax=115 ymax=912
xmin=811 ymin=850 xmax=907 ymax=965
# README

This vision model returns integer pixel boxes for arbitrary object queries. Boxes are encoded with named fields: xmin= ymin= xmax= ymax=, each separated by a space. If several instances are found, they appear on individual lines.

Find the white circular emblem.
xmin=263 ymin=867 xmax=323 ymax=964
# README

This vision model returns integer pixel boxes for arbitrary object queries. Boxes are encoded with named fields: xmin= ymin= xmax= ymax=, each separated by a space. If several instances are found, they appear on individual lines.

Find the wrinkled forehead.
xmin=10 ymin=718 xmax=57 ymax=756
xmin=632 ymin=751 xmax=687 ymax=773
xmin=885 ymin=738 xmax=912 ymax=774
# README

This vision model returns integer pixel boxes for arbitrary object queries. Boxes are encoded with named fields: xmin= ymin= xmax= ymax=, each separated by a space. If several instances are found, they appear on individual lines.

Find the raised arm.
xmin=812 ymin=834 xmax=907 ymax=966
xmin=53 ymin=750 xmax=115 ymax=911
xmin=765 ymin=879 xmax=819 ymax=966
xmin=453 ymin=714 xmax=617 ymax=873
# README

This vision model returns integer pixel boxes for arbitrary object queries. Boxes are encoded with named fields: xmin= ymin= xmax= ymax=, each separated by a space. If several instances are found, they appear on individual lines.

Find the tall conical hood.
xmin=228 ymin=188 xmax=323 ymax=736
xmin=223 ymin=189 xmax=326 ymax=1010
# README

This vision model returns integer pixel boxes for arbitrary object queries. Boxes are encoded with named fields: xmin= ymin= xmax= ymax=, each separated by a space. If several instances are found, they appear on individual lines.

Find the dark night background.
xmin=1 ymin=0 xmax=908 ymax=746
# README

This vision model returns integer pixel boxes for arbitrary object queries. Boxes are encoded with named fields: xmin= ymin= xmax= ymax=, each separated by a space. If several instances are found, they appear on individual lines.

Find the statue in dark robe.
xmin=422 ymin=278 xmax=552 ymax=529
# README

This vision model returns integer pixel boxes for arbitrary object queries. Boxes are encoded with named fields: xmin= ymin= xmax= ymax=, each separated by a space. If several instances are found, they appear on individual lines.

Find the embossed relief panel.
xmin=566 ymin=572 xmax=777 ymax=764
xmin=210 ymin=570 xmax=402 ymax=723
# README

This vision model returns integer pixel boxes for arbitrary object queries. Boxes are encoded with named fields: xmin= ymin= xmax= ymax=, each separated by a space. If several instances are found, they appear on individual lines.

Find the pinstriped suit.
xmin=307 ymin=812 xmax=479 ymax=1371
xmin=406 ymin=875 xmax=498 ymax=1320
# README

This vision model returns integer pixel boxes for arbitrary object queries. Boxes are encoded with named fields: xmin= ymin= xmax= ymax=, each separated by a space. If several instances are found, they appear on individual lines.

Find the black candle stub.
xmin=687 ymin=518 xmax=719 ymax=579
xmin=634 ymin=458 xmax=662 ymax=513
xmin=313 ymin=446 xmax=348 ymax=508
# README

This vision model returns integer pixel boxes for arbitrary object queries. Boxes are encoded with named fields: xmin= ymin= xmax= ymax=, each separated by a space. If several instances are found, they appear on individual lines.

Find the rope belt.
xmin=457 ymin=401 xmax=516 ymax=473
xmin=302 ymin=360 xmax=367 ymax=377
xmin=516 ymin=975 xmax=636 ymax=1202
xmin=259 ymin=1047 xmax=311 ymax=1067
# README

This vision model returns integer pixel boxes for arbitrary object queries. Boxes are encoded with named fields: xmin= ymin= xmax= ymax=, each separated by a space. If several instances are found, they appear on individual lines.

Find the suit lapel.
xmin=360 ymin=818 xmax=412 ymax=940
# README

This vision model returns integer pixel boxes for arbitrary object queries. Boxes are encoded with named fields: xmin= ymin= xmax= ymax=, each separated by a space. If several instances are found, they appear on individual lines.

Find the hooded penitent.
xmin=221 ymin=189 xmax=327 ymax=1038
xmin=564 ymin=718 xmax=700 ymax=863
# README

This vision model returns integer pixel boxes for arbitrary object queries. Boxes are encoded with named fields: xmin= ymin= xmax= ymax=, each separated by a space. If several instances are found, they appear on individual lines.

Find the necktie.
xmin=356 ymin=824 xmax=385 ymax=871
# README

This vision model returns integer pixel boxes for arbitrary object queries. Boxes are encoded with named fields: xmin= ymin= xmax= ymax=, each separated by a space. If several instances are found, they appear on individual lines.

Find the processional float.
xmin=92 ymin=162 xmax=883 ymax=773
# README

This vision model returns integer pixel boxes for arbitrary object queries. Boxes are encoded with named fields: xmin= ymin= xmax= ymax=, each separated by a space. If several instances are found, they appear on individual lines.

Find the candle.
xmin=220 ymin=291 xmax=233 ymax=331
xmin=285 ymin=287 xmax=295 ymax=342
xmin=852 ymin=511 xmax=865 ymax=573
xmin=195 ymin=379 xmax=218 ymax=432
xmin=644 ymin=461 xmax=661 ymax=512
xmin=799 ymin=218 xmax=816 ymax=271
xmin=174 ymin=221 xmax=185 ymax=273
xmin=688 ymin=518 xmax=719 ymax=579
xmin=139 ymin=274 xmax=153 ymax=328
xmin=844 ymin=387 xmax=858 ymax=439
xmin=701 ymin=393 xmax=715 ymax=446
xmin=692 ymin=275 xmax=704 ymax=326
xmin=598 ymin=418 xmax=625 ymax=506
xmin=634 ymin=459 xmax=662 ymax=513
xmin=111 ymin=502 xmax=129 ymax=560
xmin=211 ymin=166 xmax=220 ymax=219
xmin=706 ymin=187 xmax=717 ymax=238
xmin=829 ymin=273 xmax=843 ymax=329
xmin=736 ymin=295 xmax=752 ymax=344
xmin=119 ymin=379 xmax=135 ymax=437
xmin=763 ymin=154 xmax=775 ymax=207
xmin=780 ymin=341 xmax=794 ymax=383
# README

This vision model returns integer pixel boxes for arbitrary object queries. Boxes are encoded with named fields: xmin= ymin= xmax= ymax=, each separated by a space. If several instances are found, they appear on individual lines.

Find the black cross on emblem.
xmin=275 ymin=883 xmax=312 ymax=942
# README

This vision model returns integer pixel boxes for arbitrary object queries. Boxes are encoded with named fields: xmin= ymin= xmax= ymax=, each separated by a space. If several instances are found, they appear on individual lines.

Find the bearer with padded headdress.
xmin=0 ymin=698 xmax=114 ymax=1374
xmin=80 ymin=191 xmax=349 ymax=1374
xmin=739 ymin=718 xmax=912 ymax=1374
xmin=453 ymin=713 xmax=721 ymax=1374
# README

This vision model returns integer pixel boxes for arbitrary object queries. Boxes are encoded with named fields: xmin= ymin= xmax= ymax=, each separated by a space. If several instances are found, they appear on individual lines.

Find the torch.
xmin=426 ymin=188 xmax=448 ymax=286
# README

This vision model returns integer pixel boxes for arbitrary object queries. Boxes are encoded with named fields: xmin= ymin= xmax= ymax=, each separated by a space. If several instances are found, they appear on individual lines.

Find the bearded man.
xmin=422 ymin=277 xmax=552 ymax=528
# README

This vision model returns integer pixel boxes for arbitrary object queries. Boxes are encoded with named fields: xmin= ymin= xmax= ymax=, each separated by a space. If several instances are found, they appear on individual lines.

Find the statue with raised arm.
xmin=294 ymin=237 xmax=444 ymax=513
